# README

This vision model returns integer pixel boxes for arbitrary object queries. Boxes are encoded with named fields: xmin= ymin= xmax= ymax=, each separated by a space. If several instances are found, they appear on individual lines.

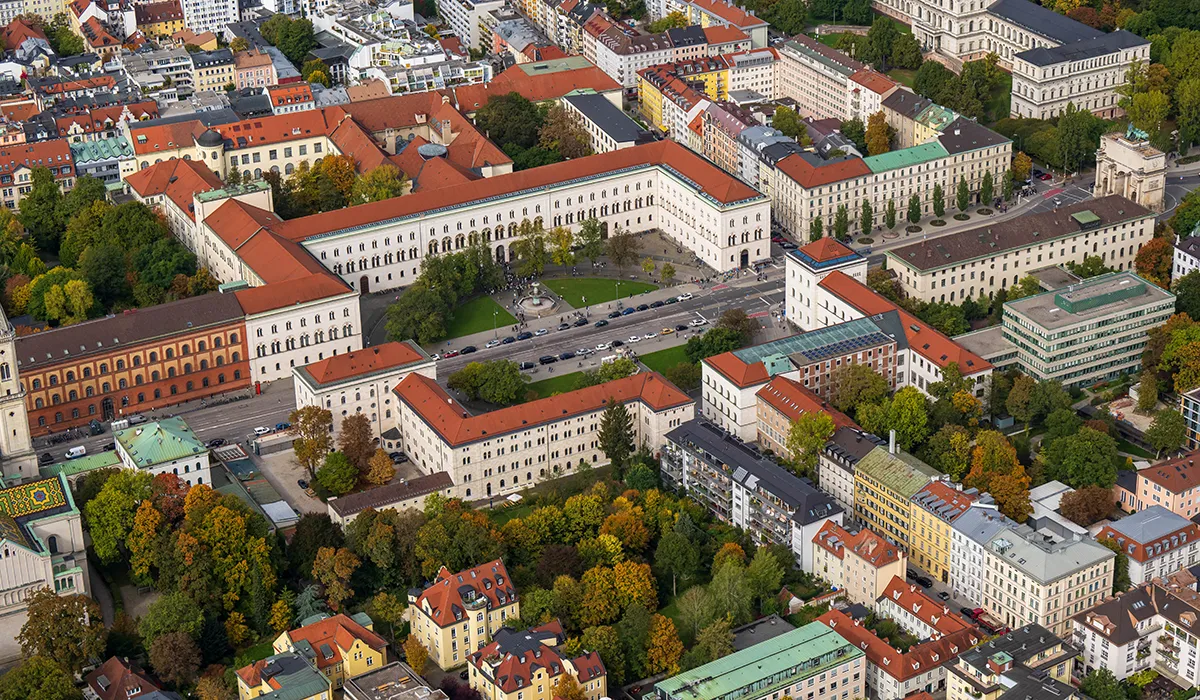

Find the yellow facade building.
xmin=272 ymin=613 xmax=388 ymax=689
xmin=467 ymin=621 xmax=607 ymax=700
xmin=135 ymin=0 xmax=185 ymax=39
xmin=192 ymin=49 xmax=236 ymax=92
xmin=236 ymin=651 xmax=332 ymax=700
xmin=853 ymin=444 xmax=942 ymax=550
xmin=409 ymin=559 xmax=520 ymax=670
xmin=909 ymin=481 xmax=981 ymax=584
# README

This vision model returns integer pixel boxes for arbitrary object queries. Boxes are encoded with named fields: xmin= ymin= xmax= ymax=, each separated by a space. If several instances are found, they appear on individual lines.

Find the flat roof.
xmin=987 ymin=525 xmax=1113 ymax=584
xmin=655 ymin=622 xmax=862 ymax=700
xmin=563 ymin=92 xmax=643 ymax=143
xmin=1005 ymin=271 xmax=1174 ymax=330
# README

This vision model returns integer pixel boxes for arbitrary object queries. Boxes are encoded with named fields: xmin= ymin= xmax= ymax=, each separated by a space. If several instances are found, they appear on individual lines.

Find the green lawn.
xmin=985 ymin=71 xmax=1013 ymax=124
xmin=525 ymin=371 xmax=585 ymax=399
xmin=444 ymin=296 xmax=517 ymax=339
xmin=1117 ymin=439 xmax=1155 ymax=459
xmin=640 ymin=345 xmax=689 ymax=373
xmin=888 ymin=68 xmax=917 ymax=88
xmin=543 ymin=278 xmax=658 ymax=308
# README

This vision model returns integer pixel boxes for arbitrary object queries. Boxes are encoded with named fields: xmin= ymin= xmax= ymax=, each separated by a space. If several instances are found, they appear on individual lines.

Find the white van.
xmin=65 ymin=446 xmax=87 ymax=460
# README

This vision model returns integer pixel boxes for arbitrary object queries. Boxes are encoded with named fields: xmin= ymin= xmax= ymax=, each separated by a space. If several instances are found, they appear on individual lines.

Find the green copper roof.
xmin=656 ymin=623 xmax=862 ymax=700
xmin=240 ymin=651 xmax=331 ymax=700
xmin=914 ymin=103 xmax=957 ymax=131
xmin=114 ymin=417 xmax=206 ymax=469
xmin=40 ymin=450 xmax=121 ymax=478
xmin=518 ymin=55 xmax=594 ymax=75
xmin=856 ymin=446 xmax=942 ymax=498
xmin=196 ymin=180 xmax=270 ymax=202
xmin=69 ymin=135 xmax=133 ymax=163
xmin=863 ymin=142 xmax=950 ymax=174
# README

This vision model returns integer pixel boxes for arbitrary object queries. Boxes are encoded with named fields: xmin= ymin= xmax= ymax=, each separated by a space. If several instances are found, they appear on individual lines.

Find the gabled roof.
xmin=819 ymin=609 xmax=980 ymax=681
xmin=124 ymin=158 xmax=222 ymax=221
xmin=284 ymin=613 xmax=387 ymax=671
xmin=416 ymin=560 xmax=517 ymax=628
xmin=688 ymin=0 xmax=768 ymax=28
xmin=1134 ymin=448 xmax=1200 ymax=494
xmin=702 ymin=350 xmax=769 ymax=388
xmin=295 ymin=341 xmax=429 ymax=387
xmin=797 ymin=237 xmax=854 ymax=263
xmin=2 ymin=18 xmax=47 ymax=51
xmin=85 ymin=657 xmax=165 ymax=700
xmin=812 ymin=520 xmax=902 ymax=567
xmin=775 ymin=152 xmax=871 ymax=189
xmin=396 ymin=372 xmax=692 ymax=448
xmin=469 ymin=621 xmax=605 ymax=693
xmin=879 ymin=576 xmax=975 ymax=635
xmin=0 ymin=140 xmax=75 ymax=178
xmin=447 ymin=59 xmax=620 ymax=112
xmin=113 ymin=417 xmax=206 ymax=469
xmin=703 ymin=25 xmax=750 ymax=45
xmin=756 ymin=376 xmax=857 ymax=430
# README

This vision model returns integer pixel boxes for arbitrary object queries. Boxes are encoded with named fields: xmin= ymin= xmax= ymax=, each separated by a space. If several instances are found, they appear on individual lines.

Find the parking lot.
xmin=255 ymin=448 xmax=426 ymax=516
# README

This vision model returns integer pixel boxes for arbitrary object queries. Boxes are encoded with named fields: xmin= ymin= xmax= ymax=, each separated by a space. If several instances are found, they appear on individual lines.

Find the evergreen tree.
xmin=599 ymin=400 xmax=634 ymax=475
xmin=860 ymin=200 xmax=873 ymax=235
xmin=885 ymin=199 xmax=896 ymax=229
xmin=932 ymin=183 xmax=945 ymax=218
xmin=907 ymin=195 xmax=921 ymax=224
xmin=981 ymin=170 xmax=994 ymax=205
xmin=808 ymin=215 xmax=823 ymax=242
xmin=957 ymin=176 xmax=970 ymax=212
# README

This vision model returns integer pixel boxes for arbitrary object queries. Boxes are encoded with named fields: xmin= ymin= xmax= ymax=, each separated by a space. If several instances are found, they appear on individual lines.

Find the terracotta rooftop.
xmin=415 ymin=560 xmax=517 ymax=628
xmin=295 ymin=341 xmax=429 ymax=387
xmin=281 ymin=613 xmax=387 ymax=671
xmin=268 ymin=83 xmax=314 ymax=106
xmin=469 ymin=621 xmax=605 ymax=693
xmin=703 ymin=25 xmax=750 ymax=45
xmin=43 ymin=76 xmax=115 ymax=94
xmin=448 ymin=60 xmax=620 ymax=112
xmin=911 ymin=481 xmax=979 ymax=524
xmin=819 ymin=609 xmax=980 ymax=681
xmin=233 ymin=48 xmax=273 ymax=69
xmin=2 ymin=18 xmax=47 ymax=51
xmin=1134 ymin=449 xmax=1200 ymax=494
xmin=55 ymin=101 xmax=159 ymax=137
xmin=395 ymin=371 xmax=691 ymax=448
xmin=797 ymin=236 xmax=855 ymax=263
xmin=812 ymin=520 xmax=903 ymax=567
xmin=756 ymin=375 xmax=857 ymax=430
xmin=776 ymin=153 xmax=872 ymax=189
xmin=878 ymin=576 xmax=975 ymax=635
xmin=85 ymin=657 xmax=164 ymax=700
xmin=0 ymin=140 xmax=74 ymax=178
xmin=689 ymin=0 xmax=769 ymax=27
xmin=124 ymin=157 xmax=222 ymax=221
xmin=849 ymin=69 xmax=898 ymax=95
xmin=702 ymin=350 xmax=769 ymax=388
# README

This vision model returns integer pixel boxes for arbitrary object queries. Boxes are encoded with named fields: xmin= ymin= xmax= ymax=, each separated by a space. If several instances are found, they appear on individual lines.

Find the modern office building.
xmin=654 ymin=622 xmax=866 ymax=700
xmin=853 ymin=443 xmax=943 ymax=550
xmin=662 ymin=419 xmax=843 ymax=569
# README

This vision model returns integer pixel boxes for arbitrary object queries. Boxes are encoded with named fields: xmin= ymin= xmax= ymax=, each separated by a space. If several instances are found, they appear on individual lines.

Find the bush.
xmin=931 ymin=220 xmax=946 ymax=226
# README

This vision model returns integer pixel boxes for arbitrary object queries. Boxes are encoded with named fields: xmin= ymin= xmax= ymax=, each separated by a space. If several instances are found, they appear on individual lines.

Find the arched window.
xmin=167 ymin=367 xmax=176 ymax=378
xmin=149 ymin=351 xmax=158 ymax=362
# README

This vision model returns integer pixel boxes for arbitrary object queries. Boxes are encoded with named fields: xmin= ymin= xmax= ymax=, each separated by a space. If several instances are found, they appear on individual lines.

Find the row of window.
xmin=34 ymin=370 xmax=242 ymax=425
xmin=28 ymin=336 xmax=237 ymax=389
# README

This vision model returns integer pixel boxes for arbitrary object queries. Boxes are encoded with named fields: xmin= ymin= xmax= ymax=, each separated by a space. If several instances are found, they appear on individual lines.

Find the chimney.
xmin=889 ymin=429 xmax=896 ymax=454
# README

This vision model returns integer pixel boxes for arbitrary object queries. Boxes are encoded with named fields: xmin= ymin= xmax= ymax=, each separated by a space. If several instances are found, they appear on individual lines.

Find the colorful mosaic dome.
xmin=0 ymin=477 xmax=67 ymax=519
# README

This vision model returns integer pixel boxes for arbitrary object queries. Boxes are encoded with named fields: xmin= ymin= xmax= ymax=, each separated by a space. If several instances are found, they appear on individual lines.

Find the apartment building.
xmin=1096 ymin=129 xmax=1166 ymax=212
xmin=784 ymin=238 xmax=992 ymax=396
xmin=881 ymin=91 xmax=957 ymax=150
xmin=662 ymin=419 xmax=843 ymax=569
xmin=180 ymin=0 xmax=237 ymax=34
xmin=1072 ymin=569 xmax=1200 ymax=686
xmin=887 ymin=197 xmax=1155 ymax=304
xmin=811 ymin=521 xmax=907 ymax=607
xmin=1176 ymin=236 xmax=1200 ymax=281
xmin=1185 ymin=391 xmax=1200 ymax=453
xmin=561 ymin=92 xmax=645 ymax=152
xmin=409 ymin=560 xmax=519 ymax=670
xmin=958 ymin=271 xmax=1175 ymax=387
xmin=818 ymin=426 xmax=885 ymax=517
xmin=854 ymin=443 xmax=943 ymax=550
xmin=754 ymin=375 xmax=856 ymax=460
xmin=910 ymin=482 xmax=984 ymax=585
xmin=1095 ymin=506 xmax=1200 ymax=586
xmin=134 ymin=0 xmax=184 ymax=39
xmin=1116 ymin=449 xmax=1200 ymax=517
xmin=233 ymin=49 xmax=276 ymax=89
xmin=440 ymin=0 xmax=504 ymax=50
xmin=981 ymin=523 xmax=1114 ymax=637
xmin=949 ymin=503 xmax=1014 ymax=607
xmin=468 ymin=622 xmax=606 ymax=700
xmin=945 ymin=624 xmax=1079 ymax=700
xmin=657 ymin=0 xmax=769 ymax=48
xmin=292 ymin=341 xmax=435 ymax=440
xmin=191 ymin=49 xmax=235 ymax=92
xmin=273 ymin=613 xmax=387 ymax=689
xmin=654 ymin=623 xmax=865 ymax=700
xmin=236 ymin=651 xmax=332 ymax=700
xmin=847 ymin=70 xmax=898 ymax=122
xmin=776 ymin=35 xmax=864 ymax=121
xmin=592 ymin=24 xmax=710 ymax=88
xmin=0 ymin=139 xmax=75 ymax=211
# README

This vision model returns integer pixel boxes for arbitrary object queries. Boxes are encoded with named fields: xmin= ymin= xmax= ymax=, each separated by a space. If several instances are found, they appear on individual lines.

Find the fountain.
xmin=516 ymin=282 xmax=559 ymax=318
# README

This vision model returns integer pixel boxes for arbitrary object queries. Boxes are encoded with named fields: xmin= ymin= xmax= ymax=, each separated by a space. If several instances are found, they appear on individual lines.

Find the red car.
xmin=1038 ymin=172 xmax=1053 ymax=181
xmin=443 ymin=350 xmax=460 ymax=358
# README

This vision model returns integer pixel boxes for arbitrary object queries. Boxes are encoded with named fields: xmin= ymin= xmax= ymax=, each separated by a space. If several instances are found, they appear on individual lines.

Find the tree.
xmin=270 ymin=598 xmax=293 ymax=634
xmin=1146 ymin=408 xmax=1186 ymax=456
xmin=195 ymin=675 xmax=237 ymax=700
xmin=230 ymin=37 xmax=250 ymax=52
xmin=745 ymin=548 xmax=784 ymax=608
xmin=404 ymin=636 xmax=430 ymax=673
xmin=606 ymin=226 xmax=641 ymax=273
xmin=150 ymin=632 xmax=201 ymax=687
xmin=580 ymin=566 xmax=620 ymax=626
xmin=833 ymin=205 xmax=850 ymax=241
xmin=1006 ymin=275 xmax=1044 ymax=302
xmin=654 ymin=532 xmax=698 ymax=597
xmin=694 ymin=616 xmax=734 ymax=665
xmin=684 ymin=327 xmax=746 ymax=363
xmin=316 ymin=451 xmax=358 ymax=495
xmin=884 ymin=199 xmax=897 ymax=230
xmin=857 ymin=386 xmax=929 ymax=451
xmin=840 ymin=118 xmax=866 ymax=151
xmin=646 ymin=10 xmax=688 ymax=31
xmin=773 ymin=105 xmax=804 ymax=140
xmin=18 ymin=589 xmax=106 ymax=674
xmin=581 ymin=626 xmax=625 ymax=686
xmin=599 ymin=400 xmax=634 ymax=472
xmin=919 ymin=425 xmax=972 ymax=480
xmin=965 ymin=430 xmax=1021 ymax=491
xmin=661 ymin=262 xmax=676 ymax=285
xmin=1059 ymin=486 xmax=1115 ymax=526
xmin=1012 ymin=151 xmax=1033 ymax=181
xmin=890 ymin=32 xmax=922 ymax=69
xmin=1129 ymin=90 xmax=1170 ymax=138
xmin=1174 ymin=271 xmax=1200 ymax=320
xmin=289 ymin=513 xmax=344 ymax=580
xmin=932 ymin=183 xmax=945 ymax=218
xmin=540 ymin=104 xmax=592 ymax=160
xmin=475 ymin=92 xmax=545 ymax=151
xmin=290 ymin=405 xmax=333 ymax=479
xmin=990 ymin=464 xmax=1033 ymax=522
xmin=85 ymin=470 xmax=152 ymax=563
xmin=1137 ymin=370 xmax=1159 ymax=412
xmin=708 ymin=559 xmax=753 ymax=624
xmin=641 ymin=257 xmax=656 ymax=276
xmin=1006 ymin=374 xmax=1036 ymax=424
xmin=907 ymin=194 xmax=921 ymax=224
xmin=786 ymin=412 xmax=835 ymax=477
xmin=350 ymin=165 xmax=406 ymax=203
xmin=612 ymin=560 xmax=657 ymax=612
xmin=956 ymin=176 xmax=970 ymax=212
xmin=712 ymin=542 xmax=746 ymax=571
xmin=312 ymin=546 xmax=360 ymax=611
xmin=1042 ymin=427 xmax=1120 ymax=489
xmin=19 ymin=168 xmax=64 ymax=252
xmin=981 ymin=170 xmax=994 ymax=205
xmin=276 ymin=18 xmax=317 ymax=65
xmin=1098 ymin=538 xmax=1131 ymax=594
xmin=577 ymin=218 xmax=606 ymax=266
xmin=139 ymin=591 xmax=205 ymax=645
xmin=718 ymin=308 xmax=757 ymax=344
xmin=1135 ymin=237 xmax=1173 ymax=288
xmin=865 ymin=111 xmax=890 ymax=156
xmin=338 ymin=413 xmax=374 ymax=472
xmin=860 ymin=199 xmax=874 ymax=235
xmin=1161 ymin=323 xmax=1200 ymax=392
xmin=448 ymin=360 xmax=529 ymax=406
xmin=550 ymin=226 xmax=576 ymax=268
xmin=0 ymin=656 xmax=81 ymax=700
xmin=366 ymin=448 xmax=395 ymax=485
xmin=1056 ymin=103 xmax=1101 ymax=174
xmin=1080 ymin=669 xmax=1128 ymax=700
xmin=809 ymin=215 xmax=824 ymax=242
xmin=1066 ymin=255 xmax=1113 ymax=279
xmin=645 ymin=614 xmax=683 ymax=676
xmin=1003 ymin=169 xmax=1014 ymax=200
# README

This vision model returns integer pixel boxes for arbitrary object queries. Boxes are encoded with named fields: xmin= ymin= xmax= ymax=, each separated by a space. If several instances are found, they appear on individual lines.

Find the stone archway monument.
xmin=1095 ymin=127 xmax=1166 ymax=211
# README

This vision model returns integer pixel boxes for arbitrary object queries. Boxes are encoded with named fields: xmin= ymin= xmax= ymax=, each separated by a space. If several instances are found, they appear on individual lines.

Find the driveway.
xmin=255 ymin=449 xmax=427 ymax=514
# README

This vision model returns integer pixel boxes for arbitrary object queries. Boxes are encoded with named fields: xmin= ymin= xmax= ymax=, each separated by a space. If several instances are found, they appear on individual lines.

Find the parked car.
xmin=636 ymin=304 xmax=649 ymax=311
xmin=205 ymin=438 xmax=227 ymax=449
xmin=297 ymin=479 xmax=309 ymax=489
xmin=907 ymin=568 xmax=920 ymax=580
xmin=649 ymin=300 xmax=664 ymax=308
xmin=88 ymin=419 xmax=104 ymax=435
xmin=485 ymin=339 xmax=502 ymax=349
xmin=519 ymin=361 xmax=536 ymax=370
xmin=595 ymin=342 xmax=611 ymax=351
xmin=501 ymin=336 xmax=515 ymax=344
xmin=538 ymin=355 xmax=558 ymax=365
xmin=1032 ymin=168 xmax=1044 ymax=177
xmin=128 ymin=414 xmax=148 ymax=425
xmin=102 ymin=442 xmax=116 ymax=451
xmin=644 ymin=331 xmax=657 ymax=339
xmin=443 ymin=350 xmax=460 ymax=358
xmin=628 ymin=335 xmax=641 ymax=343
xmin=677 ymin=293 xmax=693 ymax=301
xmin=38 ymin=453 xmax=54 ymax=465
xmin=558 ymin=351 xmax=575 ymax=360
xmin=389 ymin=451 xmax=409 ymax=463
xmin=517 ymin=331 xmax=533 ymax=340
xmin=557 ymin=323 xmax=571 ymax=331
xmin=916 ymin=576 xmax=933 ymax=588
xmin=573 ymin=317 xmax=588 ymax=327
xmin=607 ymin=310 xmax=622 ymax=319
xmin=664 ymin=296 xmax=678 ymax=304
xmin=275 ymin=422 xmax=291 ymax=431
xmin=937 ymin=591 xmax=951 ymax=601
xmin=253 ymin=426 xmax=272 ymax=436
xmin=611 ymin=340 xmax=625 ymax=348
xmin=460 ymin=346 xmax=477 ymax=354
xmin=575 ymin=348 xmax=590 ymax=357
xmin=780 ymin=241 xmax=797 ymax=249
xmin=535 ymin=328 xmax=549 ymax=336
xmin=594 ymin=319 xmax=609 ymax=328
xmin=430 ymin=353 xmax=441 ymax=361
xmin=621 ymin=307 xmax=636 ymax=315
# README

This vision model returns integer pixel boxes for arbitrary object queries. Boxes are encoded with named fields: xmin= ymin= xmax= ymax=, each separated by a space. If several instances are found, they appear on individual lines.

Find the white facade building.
xmin=948 ymin=503 xmax=1012 ymax=606
xmin=180 ymin=0 xmax=238 ymax=34
xmin=1095 ymin=506 xmax=1200 ymax=586
xmin=1176 ymin=236 xmax=1200 ymax=281
xmin=439 ymin=0 xmax=504 ymax=50
xmin=112 ymin=417 xmax=213 ymax=487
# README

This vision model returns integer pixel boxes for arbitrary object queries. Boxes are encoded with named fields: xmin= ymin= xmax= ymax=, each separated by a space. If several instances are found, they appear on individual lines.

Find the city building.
xmin=268 ymin=83 xmax=315 ymax=114
xmin=1010 ymin=30 xmax=1148 ymax=120
xmin=561 ymin=92 xmax=646 ymax=152
xmin=1115 ymin=448 xmax=1200 ymax=516
xmin=755 ymin=375 xmax=856 ymax=460
xmin=446 ymin=56 xmax=621 ymax=116
xmin=180 ymin=0 xmax=238 ymax=35
xmin=55 ymin=101 xmax=159 ymax=143
xmin=981 ymin=522 xmax=1114 ymax=637
xmin=1176 ymin=235 xmax=1200 ymax=282
xmin=1095 ymin=506 xmax=1200 ymax=585
xmin=948 ymin=503 xmax=1013 ymax=607
xmin=662 ymin=418 xmax=843 ymax=568
xmin=880 ymin=91 xmax=957 ymax=150
xmin=656 ymin=0 xmax=769 ymax=48
xmin=811 ymin=520 xmax=907 ymax=607
xmin=818 ymin=426 xmax=884 ymax=518
xmin=233 ymin=49 xmax=276 ymax=90
xmin=273 ymin=613 xmax=387 ymax=689
xmin=293 ymin=341 xmax=435 ymax=440
xmin=467 ymin=621 xmax=607 ymax=700
xmin=1072 ymin=568 xmax=1200 ymax=685
xmin=408 ymin=559 xmax=519 ymax=670
xmin=439 ymin=0 xmax=504 ymax=50
xmin=326 ymin=472 xmax=455 ymax=526
xmin=69 ymin=135 xmax=135 ymax=183
xmin=887 ymin=197 xmax=1155 ymax=304
xmin=909 ymin=481 xmax=984 ymax=584
xmin=112 ymin=417 xmax=212 ymax=487
xmin=345 ymin=662 xmax=447 ymax=700
xmin=15 ymin=292 xmax=250 ymax=434
xmin=135 ymin=0 xmax=185 ymax=39
xmin=120 ymin=47 xmax=195 ymax=93
xmin=956 ymin=271 xmax=1174 ymax=387
xmin=0 ymin=474 xmax=89 ymax=634
xmin=854 ymin=443 xmax=943 ymax=550
xmin=875 ymin=575 xmax=979 ymax=639
xmin=776 ymin=35 xmax=864 ymax=122
xmin=236 ymin=650 xmax=332 ymax=700
xmin=944 ymin=624 xmax=1078 ymax=700
xmin=85 ymin=657 xmax=174 ymax=700
xmin=1095 ymin=129 xmax=1166 ymax=212
xmin=653 ymin=622 xmax=866 ymax=700
xmin=1184 ymin=391 xmax=1200 ymax=453
xmin=191 ymin=49 xmax=235 ymax=92
xmin=0 ymin=139 xmax=75 ymax=211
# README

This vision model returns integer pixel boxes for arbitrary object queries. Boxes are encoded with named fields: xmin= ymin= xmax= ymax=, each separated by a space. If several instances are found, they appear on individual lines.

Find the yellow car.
xmin=661 ymin=327 xmax=675 ymax=335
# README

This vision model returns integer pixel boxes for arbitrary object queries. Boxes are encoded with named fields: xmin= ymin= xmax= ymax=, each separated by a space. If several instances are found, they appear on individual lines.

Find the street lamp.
xmin=493 ymin=307 xmax=499 ymax=338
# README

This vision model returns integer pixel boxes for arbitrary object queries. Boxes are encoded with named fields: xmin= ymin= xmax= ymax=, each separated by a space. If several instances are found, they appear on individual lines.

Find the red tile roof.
xmin=0 ymin=140 xmax=74 ymax=178
xmin=756 ymin=375 xmax=857 ymax=430
xmin=812 ymin=520 xmax=902 ymax=567
xmin=135 ymin=0 xmax=183 ymax=24
xmin=128 ymin=119 xmax=205 ymax=155
xmin=345 ymin=80 xmax=389 ymax=102
xmin=1136 ymin=449 xmax=1200 ymax=494
xmin=55 ymin=100 xmax=159 ymax=137
xmin=1 ymin=102 xmax=39 ymax=123
xmin=797 ymin=236 xmax=854 ymax=263
xmin=395 ymin=371 xmax=691 ymax=447
xmin=818 ymin=271 xmax=991 ymax=374
xmin=819 ymin=609 xmax=981 ymax=682
xmin=523 ymin=44 xmax=569 ymax=61
xmin=776 ymin=153 xmax=872 ymax=189
xmin=878 ymin=576 xmax=975 ymax=635
xmin=702 ymin=350 xmax=769 ymax=388
xmin=469 ymin=621 xmax=605 ymax=693
xmin=439 ymin=36 xmax=467 ymax=58
xmin=849 ymin=70 xmax=898 ymax=95
xmin=689 ymin=0 xmax=768 ymax=28
xmin=124 ymin=158 xmax=223 ymax=221
xmin=85 ymin=657 xmax=164 ymax=700
xmin=387 ymin=137 xmax=481 ymax=191
xmin=416 ymin=560 xmax=517 ymax=628
xmin=43 ymin=76 xmax=116 ymax=95
xmin=911 ymin=481 xmax=978 ymax=524
xmin=281 ymin=614 xmax=387 ymax=671
xmin=2 ymin=18 xmax=47 ymax=51
xmin=299 ymin=341 xmax=428 ymax=386
xmin=268 ymin=83 xmax=314 ymax=106
xmin=234 ymin=273 xmax=353 ymax=315
xmin=448 ymin=60 xmax=620 ymax=112
xmin=703 ymin=25 xmax=750 ymax=46
xmin=81 ymin=18 xmax=119 ymax=50
xmin=1097 ymin=517 xmax=1200 ymax=563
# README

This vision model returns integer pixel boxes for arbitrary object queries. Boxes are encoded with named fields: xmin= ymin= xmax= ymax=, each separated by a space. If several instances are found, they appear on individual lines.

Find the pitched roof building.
xmin=467 ymin=621 xmax=606 ymax=700
xmin=273 ymin=613 xmax=388 ymax=689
